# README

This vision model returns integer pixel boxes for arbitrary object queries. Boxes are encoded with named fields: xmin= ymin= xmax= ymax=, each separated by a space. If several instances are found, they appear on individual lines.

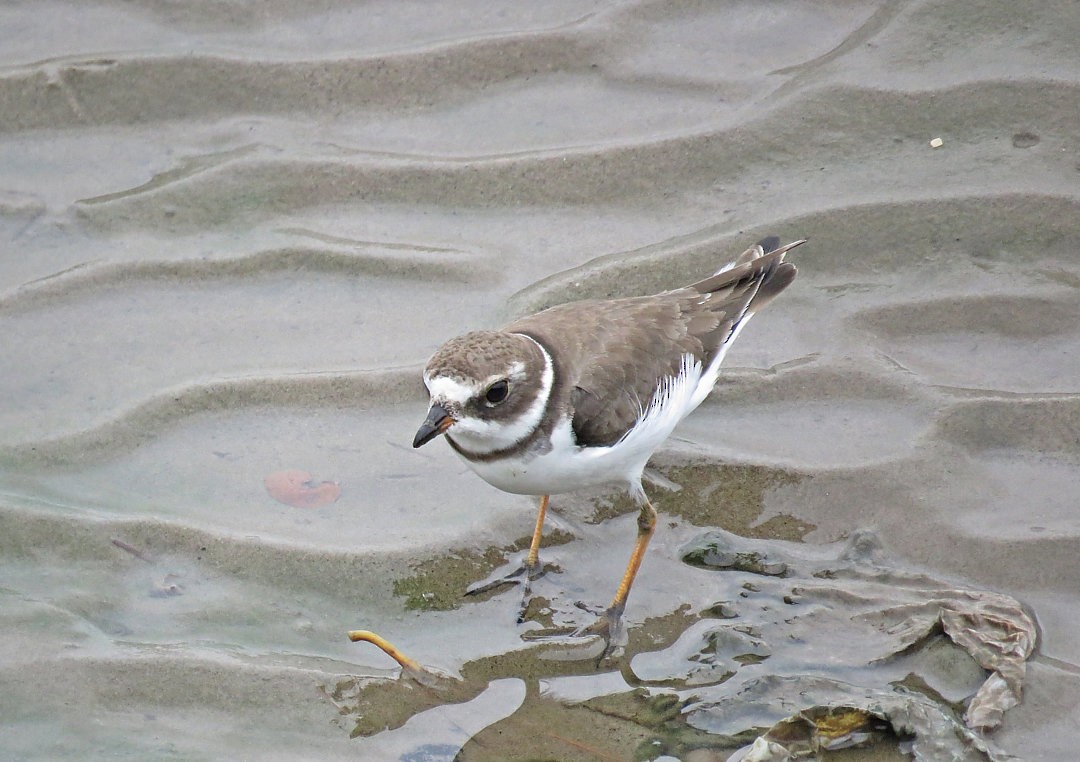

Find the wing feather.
xmin=505 ymin=238 xmax=803 ymax=447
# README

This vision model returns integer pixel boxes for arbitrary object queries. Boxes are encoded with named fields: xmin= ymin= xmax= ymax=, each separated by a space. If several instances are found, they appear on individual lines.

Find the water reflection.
xmin=345 ymin=529 xmax=1034 ymax=760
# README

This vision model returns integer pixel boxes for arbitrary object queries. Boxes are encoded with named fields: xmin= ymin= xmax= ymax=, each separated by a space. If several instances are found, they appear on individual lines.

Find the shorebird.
xmin=411 ymin=235 xmax=803 ymax=650
xmin=351 ymin=235 xmax=803 ymax=669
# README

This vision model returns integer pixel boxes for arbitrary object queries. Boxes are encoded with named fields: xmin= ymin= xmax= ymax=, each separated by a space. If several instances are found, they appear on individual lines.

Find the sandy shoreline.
xmin=2 ymin=1 xmax=1079 ymax=759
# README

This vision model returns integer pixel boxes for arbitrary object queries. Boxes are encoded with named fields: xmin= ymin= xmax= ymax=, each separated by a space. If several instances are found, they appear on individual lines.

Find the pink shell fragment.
xmin=264 ymin=469 xmax=341 ymax=508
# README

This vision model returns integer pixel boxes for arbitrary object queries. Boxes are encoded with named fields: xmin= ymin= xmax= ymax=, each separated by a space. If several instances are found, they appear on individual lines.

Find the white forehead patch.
xmin=424 ymin=360 xmax=529 ymax=406
xmin=424 ymin=374 xmax=480 ymax=406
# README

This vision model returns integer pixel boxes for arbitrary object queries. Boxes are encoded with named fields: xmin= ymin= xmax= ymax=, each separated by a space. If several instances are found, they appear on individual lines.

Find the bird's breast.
xmin=452 ymin=418 xmax=652 ymax=497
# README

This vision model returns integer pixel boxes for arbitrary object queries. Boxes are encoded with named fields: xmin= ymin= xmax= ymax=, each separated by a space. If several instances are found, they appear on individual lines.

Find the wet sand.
xmin=2 ymin=1 xmax=1079 ymax=759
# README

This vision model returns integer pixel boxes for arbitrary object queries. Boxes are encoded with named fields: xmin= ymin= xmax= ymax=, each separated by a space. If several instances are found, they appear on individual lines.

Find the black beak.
xmin=413 ymin=403 xmax=454 ymax=448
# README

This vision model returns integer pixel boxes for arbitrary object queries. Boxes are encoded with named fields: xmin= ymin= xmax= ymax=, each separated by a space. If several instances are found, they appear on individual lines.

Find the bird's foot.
xmin=573 ymin=601 xmax=628 ymax=661
xmin=465 ymin=555 xmax=551 ymax=622
xmin=519 ymin=601 xmax=628 ymax=663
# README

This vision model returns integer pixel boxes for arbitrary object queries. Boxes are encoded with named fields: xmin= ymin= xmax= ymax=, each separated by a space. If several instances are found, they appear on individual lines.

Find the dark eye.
xmin=484 ymin=380 xmax=510 ymax=406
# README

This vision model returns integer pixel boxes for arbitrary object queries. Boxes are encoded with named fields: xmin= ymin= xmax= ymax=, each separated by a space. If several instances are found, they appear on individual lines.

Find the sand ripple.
xmin=2 ymin=0 xmax=1078 ymax=758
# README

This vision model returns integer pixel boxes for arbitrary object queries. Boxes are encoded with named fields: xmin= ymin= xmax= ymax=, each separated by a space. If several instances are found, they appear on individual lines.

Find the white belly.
xmin=458 ymin=419 xmax=646 ymax=496
xmin=457 ymin=351 xmax=716 ymax=498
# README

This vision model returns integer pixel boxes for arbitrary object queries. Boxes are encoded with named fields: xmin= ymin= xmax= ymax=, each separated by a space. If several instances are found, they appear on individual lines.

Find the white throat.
xmin=441 ymin=334 xmax=554 ymax=455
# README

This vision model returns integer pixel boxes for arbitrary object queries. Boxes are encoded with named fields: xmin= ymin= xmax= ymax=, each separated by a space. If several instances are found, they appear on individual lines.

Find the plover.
xmin=412 ymin=236 xmax=803 ymax=652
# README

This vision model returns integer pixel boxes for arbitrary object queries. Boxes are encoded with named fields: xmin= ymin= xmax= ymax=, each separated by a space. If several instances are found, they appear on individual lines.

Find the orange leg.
xmin=525 ymin=494 xmax=550 ymax=570
xmin=606 ymin=497 xmax=658 ymax=616
xmin=465 ymin=494 xmax=551 ymax=619
xmin=575 ymin=497 xmax=657 ymax=656
xmin=515 ymin=494 xmax=549 ymax=621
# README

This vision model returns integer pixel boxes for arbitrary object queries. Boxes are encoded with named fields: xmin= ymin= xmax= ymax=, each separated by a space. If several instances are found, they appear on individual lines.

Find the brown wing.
xmin=506 ymin=237 xmax=803 ymax=447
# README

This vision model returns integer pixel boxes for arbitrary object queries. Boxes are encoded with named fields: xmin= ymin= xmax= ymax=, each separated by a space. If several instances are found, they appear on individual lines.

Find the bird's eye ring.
xmin=484 ymin=379 xmax=510 ymax=406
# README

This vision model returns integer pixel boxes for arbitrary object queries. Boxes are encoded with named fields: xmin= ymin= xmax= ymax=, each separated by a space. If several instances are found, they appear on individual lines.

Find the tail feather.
xmin=749 ymin=237 xmax=804 ymax=312
xmin=692 ymin=237 xmax=806 ymax=300
xmin=684 ymin=236 xmax=804 ymax=411
xmin=757 ymin=235 xmax=782 ymax=255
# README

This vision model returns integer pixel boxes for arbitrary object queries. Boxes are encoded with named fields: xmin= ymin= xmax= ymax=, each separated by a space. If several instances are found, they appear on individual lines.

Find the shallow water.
xmin=2 ymin=1 xmax=1079 ymax=759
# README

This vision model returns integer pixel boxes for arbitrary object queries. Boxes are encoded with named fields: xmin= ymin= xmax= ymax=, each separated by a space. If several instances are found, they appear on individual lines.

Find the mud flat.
xmin=2 ymin=1 xmax=1078 ymax=759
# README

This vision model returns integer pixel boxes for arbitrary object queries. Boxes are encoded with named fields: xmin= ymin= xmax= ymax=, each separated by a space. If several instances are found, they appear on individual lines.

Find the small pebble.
xmin=1012 ymin=131 xmax=1039 ymax=148
xmin=929 ymin=137 xmax=944 ymax=148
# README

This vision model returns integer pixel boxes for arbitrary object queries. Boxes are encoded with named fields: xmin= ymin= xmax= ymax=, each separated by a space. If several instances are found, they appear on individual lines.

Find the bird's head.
xmin=413 ymin=331 xmax=552 ymax=455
